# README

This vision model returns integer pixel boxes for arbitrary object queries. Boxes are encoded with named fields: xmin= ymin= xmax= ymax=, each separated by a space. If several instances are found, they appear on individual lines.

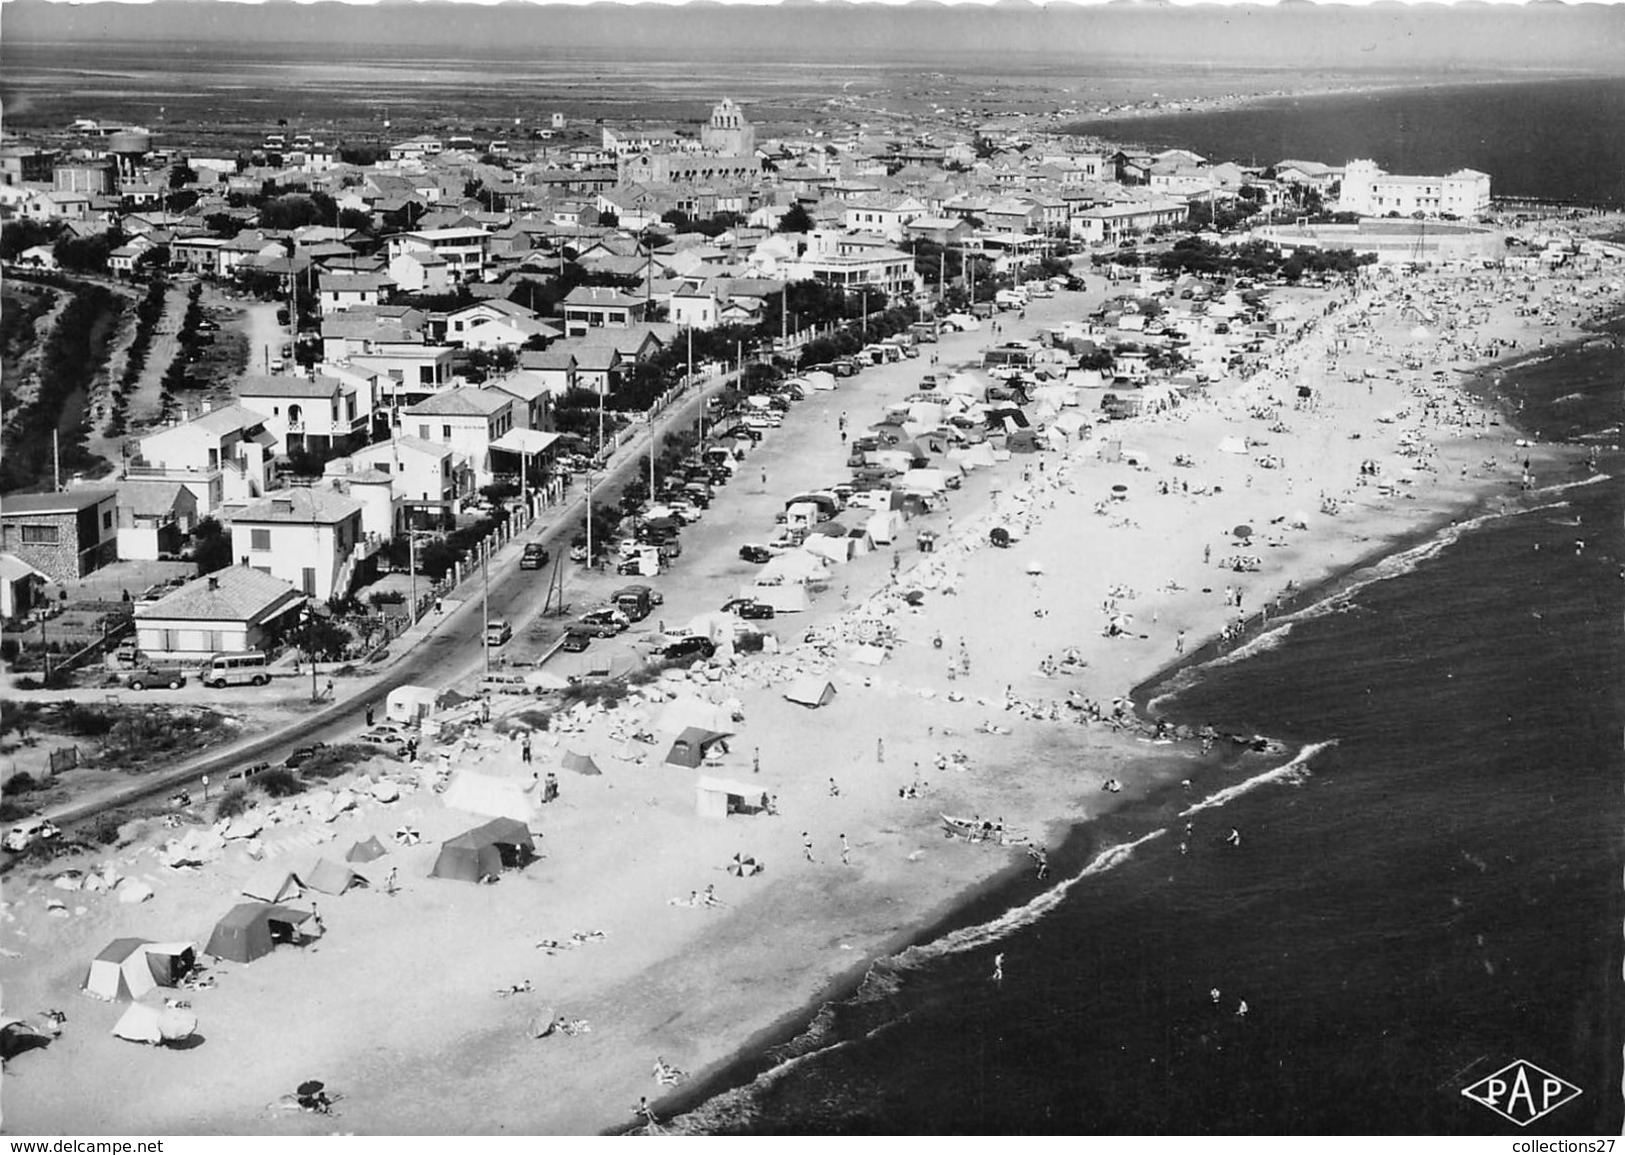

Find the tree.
xmin=53 ymin=230 xmax=121 ymax=274
xmin=0 ymin=218 xmax=53 ymax=262
xmin=598 ymin=209 xmax=619 ymax=228
xmin=303 ymin=613 xmax=353 ymax=661
xmin=192 ymin=518 xmax=232 ymax=575
xmin=777 ymin=203 xmax=814 ymax=233
xmin=337 ymin=208 xmax=374 ymax=232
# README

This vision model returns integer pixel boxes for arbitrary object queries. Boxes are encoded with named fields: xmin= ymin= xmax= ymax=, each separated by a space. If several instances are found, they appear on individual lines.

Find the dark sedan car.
xmin=662 ymin=635 xmax=717 ymax=662
xmin=126 ymin=666 xmax=186 ymax=691
xmin=720 ymin=598 xmax=775 ymax=620
xmin=738 ymin=544 xmax=772 ymax=564
xmin=285 ymin=742 xmax=328 ymax=769
xmin=560 ymin=629 xmax=593 ymax=653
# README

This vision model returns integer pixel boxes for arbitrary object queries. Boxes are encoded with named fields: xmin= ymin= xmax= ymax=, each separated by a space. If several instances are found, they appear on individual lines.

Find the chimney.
xmin=208 ymin=575 xmax=220 ymax=591
xmin=180 ymin=408 xmax=190 ymax=424
xmin=201 ymin=399 xmax=213 ymax=414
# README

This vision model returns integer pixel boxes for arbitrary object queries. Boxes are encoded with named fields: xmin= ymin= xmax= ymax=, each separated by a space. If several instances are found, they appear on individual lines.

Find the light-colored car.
xmin=485 ymin=619 xmax=513 ymax=646
xmin=4 ymin=819 xmax=61 ymax=854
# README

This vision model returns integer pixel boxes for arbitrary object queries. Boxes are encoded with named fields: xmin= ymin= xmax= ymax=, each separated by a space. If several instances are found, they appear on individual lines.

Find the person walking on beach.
xmin=992 ymin=953 xmax=1005 ymax=983
xmin=876 ymin=737 xmax=884 ymax=764
xmin=522 ymin=733 xmax=533 ymax=764
xmin=385 ymin=866 xmax=398 ymax=896
xmin=1176 ymin=629 xmax=1186 ymax=655
xmin=828 ymin=777 xmax=841 ymax=797
xmin=840 ymin=833 xmax=851 ymax=866
xmin=1227 ymin=828 xmax=1241 ymax=847
xmin=802 ymin=832 xmax=815 ymax=863
xmin=366 ymin=703 xmax=375 ymax=727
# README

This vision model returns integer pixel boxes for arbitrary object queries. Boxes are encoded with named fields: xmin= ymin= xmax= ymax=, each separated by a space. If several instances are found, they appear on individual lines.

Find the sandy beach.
xmin=4 ymin=217 xmax=1620 ymax=1136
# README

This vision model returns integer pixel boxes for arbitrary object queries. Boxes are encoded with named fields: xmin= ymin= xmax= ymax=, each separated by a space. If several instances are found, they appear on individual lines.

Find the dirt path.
xmin=241 ymin=299 xmax=286 ymax=376
xmin=121 ymin=279 xmax=191 ymax=435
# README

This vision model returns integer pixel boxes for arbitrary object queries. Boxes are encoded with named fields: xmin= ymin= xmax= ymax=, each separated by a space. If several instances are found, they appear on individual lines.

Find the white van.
xmin=198 ymin=651 xmax=270 ymax=688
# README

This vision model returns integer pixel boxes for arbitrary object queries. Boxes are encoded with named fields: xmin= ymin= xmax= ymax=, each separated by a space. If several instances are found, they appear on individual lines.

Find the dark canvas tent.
xmin=664 ymin=727 xmax=731 ymax=769
xmin=346 ymin=836 xmax=387 ymax=863
xmin=429 ymin=817 xmax=537 ymax=883
xmin=1007 ymin=428 xmax=1041 ymax=453
xmin=81 ymin=939 xmax=195 ymax=1001
xmin=561 ymin=750 xmax=602 ymax=776
xmin=304 ymin=857 xmax=369 ymax=895
xmin=204 ymin=903 xmax=321 ymax=964
xmin=0 ymin=1017 xmax=49 ymax=1060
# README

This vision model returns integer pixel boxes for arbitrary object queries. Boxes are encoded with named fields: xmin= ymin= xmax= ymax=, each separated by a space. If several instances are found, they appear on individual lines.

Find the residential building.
xmin=0 ymin=488 xmax=119 ymax=583
xmin=133 ymin=565 xmax=306 ymax=659
xmin=385 ymin=227 xmax=491 ymax=283
xmin=235 ymin=375 xmax=372 ymax=456
xmin=560 ymin=285 xmax=650 ymax=336
xmin=402 ymin=387 xmax=517 ymax=489
xmin=345 ymin=342 xmax=457 ymax=409
xmin=1338 ymin=159 xmax=1492 ymax=219
xmin=131 ymin=402 xmax=276 ymax=513
xmin=230 ymin=487 xmax=368 ymax=600
xmin=318 ymin=272 xmax=395 ymax=315
xmin=347 ymin=436 xmax=458 ymax=527
xmin=786 ymin=230 xmax=920 ymax=301
xmin=515 ymin=350 xmax=579 ymax=397
xmin=1069 ymin=198 xmax=1189 ymax=246
xmin=114 ymin=480 xmax=200 ymax=561
xmin=485 ymin=371 xmax=558 ymax=431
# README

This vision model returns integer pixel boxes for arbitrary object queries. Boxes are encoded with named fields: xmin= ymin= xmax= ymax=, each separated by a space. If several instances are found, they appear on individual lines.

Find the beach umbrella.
xmin=1232 ymin=524 xmax=1253 ymax=539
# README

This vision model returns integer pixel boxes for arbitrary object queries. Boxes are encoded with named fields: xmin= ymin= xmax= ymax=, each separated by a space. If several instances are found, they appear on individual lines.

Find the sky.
xmin=4 ymin=0 xmax=1625 ymax=73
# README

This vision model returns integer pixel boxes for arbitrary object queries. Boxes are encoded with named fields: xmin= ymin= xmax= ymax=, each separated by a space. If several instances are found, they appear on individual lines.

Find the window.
xmin=19 ymin=524 xmax=58 ymax=545
xmin=442 ymin=425 xmax=452 ymax=440
xmin=419 ymin=366 xmax=434 ymax=385
xmin=418 ymin=425 xmax=430 ymax=439
xmin=250 ymin=528 xmax=272 ymax=550
xmin=102 ymin=511 xmax=113 ymax=531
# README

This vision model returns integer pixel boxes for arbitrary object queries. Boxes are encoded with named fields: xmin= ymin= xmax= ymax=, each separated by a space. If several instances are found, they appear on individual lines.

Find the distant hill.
xmin=4 ymin=0 xmax=1625 ymax=73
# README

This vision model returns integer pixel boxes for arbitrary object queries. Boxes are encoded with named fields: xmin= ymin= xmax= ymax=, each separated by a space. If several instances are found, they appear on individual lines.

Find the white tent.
xmin=803 ymin=535 xmax=853 ymax=565
xmin=387 ymin=684 xmax=446 ymax=725
xmin=694 ymin=776 xmax=770 ymax=819
xmin=849 ymin=644 xmax=888 ymax=666
xmin=899 ymin=469 xmax=948 ymax=494
xmin=1218 ymin=436 xmax=1249 ymax=455
xmin=441 ymin=771 xmax=540 ymax=825
xmin=908 ymin=401 xmax=947 ymax=425
xmin=112 ymin=1001 xmax=197 ymax=1046
xmin=867 ymin=450 xmax=913 ymax=474
xmin=759 ymin=551 xmax=829 ymax=585
xmin=82 ymin=940 xmax=195 ymax=1002
xmin=783 ymin=676 xmax=837 ymax=708
xmin=803 ymin=370 xmax=837 ymax=391
xmin=657 ymin=695 xmax=735 ymax=736
xmin=748 ymin=584 xmax=810 ymax=614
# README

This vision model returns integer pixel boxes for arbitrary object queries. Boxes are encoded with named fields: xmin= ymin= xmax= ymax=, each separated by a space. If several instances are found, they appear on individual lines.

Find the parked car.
xmin=662 ymin=635 xmax=717 ymax=662
xmin=485 ymin=619 xmax=513 ymax=646
xmin=358 ymin=729 xmax=408 ymax=755
xmin=127 ymin=666 xmax=186 ymax=691
xmin=560 ymin=629 xmax=593 ymax=653
xmin=721 ymin=598 xmax=775 ymax=620
xmin=3 ymin=819 xmax=61 ymax=854
xmin=577 ymin=609 xmax=629 ymax=637
xmin=738 ymin=543 xmax=772 ymax=564
xmin=228 ymin=761 xmax=273 ymax=782
xmin=520 ymin=543 xmax=551 ymax=570
xmin=285 ymin=743 xmax=328 ymax=769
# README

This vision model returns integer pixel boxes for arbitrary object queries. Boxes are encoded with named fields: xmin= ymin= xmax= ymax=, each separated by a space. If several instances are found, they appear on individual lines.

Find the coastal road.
xmin=36 ymin=364 xmax=744 ymax=840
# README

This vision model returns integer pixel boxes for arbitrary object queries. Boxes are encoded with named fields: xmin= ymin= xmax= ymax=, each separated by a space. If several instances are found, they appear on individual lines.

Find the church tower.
xmin=701 ymin=97 xmax=756 ymax=158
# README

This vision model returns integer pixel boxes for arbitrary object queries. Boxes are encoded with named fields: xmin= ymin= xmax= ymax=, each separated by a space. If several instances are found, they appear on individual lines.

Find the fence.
xmin=48 ymin=746 xmax=81 ymax=776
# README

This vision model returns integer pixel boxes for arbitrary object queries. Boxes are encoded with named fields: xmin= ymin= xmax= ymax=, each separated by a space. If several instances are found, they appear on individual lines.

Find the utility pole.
xmin=481 ymin=544 xmax=491 ymax=674
xmin=52 ymin=429 xmax=60 ymax=491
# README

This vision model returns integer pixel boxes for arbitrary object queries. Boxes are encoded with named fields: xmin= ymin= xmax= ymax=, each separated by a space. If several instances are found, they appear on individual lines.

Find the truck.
xmin=611 ymin=584 xmax=663 ymax=622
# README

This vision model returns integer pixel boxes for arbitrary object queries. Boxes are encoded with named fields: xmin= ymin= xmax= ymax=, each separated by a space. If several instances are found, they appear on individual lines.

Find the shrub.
xmin=90 ymin=811 xmax=127 ymax=845
xmin=299 ymin=743 xmax=370 ymax=780
xmin=256 ymin=767 xmax=304 ymax=798
xmin=214 ymin=784 xmax=252 ymax=820
xmin=0 ymin=798 xmax=32 ymax=823
xmin=3 ymin=772 xmax=36 ymax=795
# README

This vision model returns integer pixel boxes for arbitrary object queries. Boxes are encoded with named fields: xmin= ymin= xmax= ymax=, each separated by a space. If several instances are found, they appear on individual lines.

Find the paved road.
xmin=35 ymin=366 xmax=740 ymax=838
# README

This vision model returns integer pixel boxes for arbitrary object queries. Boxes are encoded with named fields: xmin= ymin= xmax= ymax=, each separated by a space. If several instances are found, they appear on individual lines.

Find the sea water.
xmin=662 ymin=356 xmax=1622 ymax=1135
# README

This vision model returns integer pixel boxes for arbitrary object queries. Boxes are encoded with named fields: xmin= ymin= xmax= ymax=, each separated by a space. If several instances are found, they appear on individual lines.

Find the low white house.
xmin=133 ymin=565 xmax=306 ymax=660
